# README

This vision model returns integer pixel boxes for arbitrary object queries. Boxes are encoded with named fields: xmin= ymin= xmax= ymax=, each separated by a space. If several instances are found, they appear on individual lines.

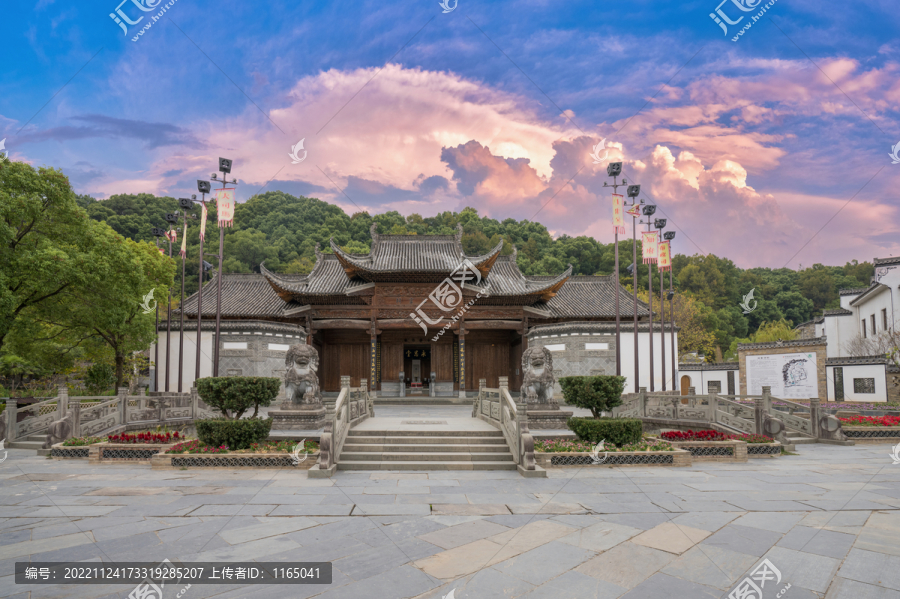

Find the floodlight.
xmin=626 ymin=263 xmax=634 ymax=275
xmin=197 ymin=180 xmax=211 ymax=194
xmin=151 ymin=227 xmax=165 ymax=237
xmin=164 ymin=213 xmax=178 ymax=224
xmin=179 ymin=198 xmax=193 ymax=209
xmin=626 ymin=184 xmax=641 ymax=198
xmin=607 ymin=162 xmax=622 ymax=177
xmin=654 ymin=218 xmax=667 ymax=229
xmin=642 ymin=205 xmax=657 ymax=216
xmin=664 ymin=231 xmax=676 ymax=240
xmin=218 ymin=157 xmax=232 ymax=174
xmin=202 ymin=260 xmax=213 ymax=272
xmin=667 ymin=290 xmax=675 ymax=300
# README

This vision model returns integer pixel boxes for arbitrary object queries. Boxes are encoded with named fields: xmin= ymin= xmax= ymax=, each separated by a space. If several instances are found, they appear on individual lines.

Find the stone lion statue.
xmin=521 ymin=346 xmax=556 ymax=404
xmin=284 ymin=344 xmax=321 ymax=405
xmin=43 ymin=406 xmax=78 ymax=449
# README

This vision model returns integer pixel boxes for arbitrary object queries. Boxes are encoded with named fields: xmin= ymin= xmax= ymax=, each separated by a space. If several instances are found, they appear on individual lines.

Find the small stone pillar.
xmin=58 ymin=385 xmax=69 ymax=420
xmin=5 ymin=399 xmax=17 ymax=442
xmin=754 ymin=396 xmax=766 ymax=435
xmin=117 ymin=387 xmax=128 ymax=426
xmin=399 ymin=371 xmax=405 ymax=398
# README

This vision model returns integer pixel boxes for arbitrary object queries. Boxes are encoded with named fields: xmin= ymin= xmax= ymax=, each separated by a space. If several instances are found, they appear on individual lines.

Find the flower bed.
xmin=533 ymin=437 xmax=689 ymax=468
xmin=88 ymin=442 xmax=178 ymax=463
xmin=50 ymin=443 xmax=90 ymax=459
xmin=62 ymin=436 xmax=105 ymax=446
xmin=838 ymin=415 xmax=900 ymax=427
xmin=660 ymin=430 xmax=775 ymax=443
xmin=153 ymin=439 xmax=320 ymax=470
xmin=107 ymin=431 xmax=183 ymax=444
xmin=841 ymin=426 xmax=900 ymax=442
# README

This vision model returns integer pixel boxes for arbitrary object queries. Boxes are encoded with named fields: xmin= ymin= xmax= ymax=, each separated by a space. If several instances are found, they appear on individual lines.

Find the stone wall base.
xmin=269 ymin=407 xmax=326 ymax=430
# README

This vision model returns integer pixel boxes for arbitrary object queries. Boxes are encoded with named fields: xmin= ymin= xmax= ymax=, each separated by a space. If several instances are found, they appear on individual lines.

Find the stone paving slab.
xmin=0 ymin=435 xmax=898 ymax=597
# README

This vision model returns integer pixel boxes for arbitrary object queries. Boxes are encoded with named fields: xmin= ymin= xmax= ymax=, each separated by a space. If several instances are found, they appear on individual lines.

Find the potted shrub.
xmin=194 ymin=377 xmax=280 ymax=450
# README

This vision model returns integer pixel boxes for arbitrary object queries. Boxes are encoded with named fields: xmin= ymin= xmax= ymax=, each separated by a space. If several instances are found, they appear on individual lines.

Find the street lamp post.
xmin=150 ymin=229 xmax=166 ymax=391
xmin=626 ymin=184 xmax=641 ymax=392
xmin=176 ymin=199 xmax=200 ymax=393
xmin=664 ymin=230 xmax=677 ymax=391
xmin=640 ymin=204 xmax=657 ymax=392
xmin=162 ymin=212 xmax=179 ymax=392
xmin=195 ymin=181 xmax=211 ymax=382
xmin=655 ymin=218 xmax=667 ymax=391
xmin=210 ymin=158 xmax=237 ymax=378
xmin=602 ymin=162 xmax=626 ymax=376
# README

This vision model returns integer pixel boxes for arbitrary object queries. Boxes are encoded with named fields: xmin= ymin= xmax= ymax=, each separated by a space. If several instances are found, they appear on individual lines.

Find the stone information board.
xmin=746 ymin=351 xmax=818 ymax=399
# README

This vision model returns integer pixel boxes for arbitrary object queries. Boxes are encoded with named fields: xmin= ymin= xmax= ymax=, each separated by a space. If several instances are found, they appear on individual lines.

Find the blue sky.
xmin=2 ymin=0 xmax=899 ymax=268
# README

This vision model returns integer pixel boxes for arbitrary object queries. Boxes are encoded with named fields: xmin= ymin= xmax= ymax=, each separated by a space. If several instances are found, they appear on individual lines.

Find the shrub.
xmin=558 ymin=376 xmax=626 ymax=417
xmin=566 ymin=417 xmax=642 ymax=446
xmin=85 ymin=363 xmax=116 ymax=395
xmin=196 ymin=417 xmax=273 ymax=450
xmin=195 ymin=376 xmax=281 ymax=419
xmin=107 ymin=431 xmax=181 ymax=444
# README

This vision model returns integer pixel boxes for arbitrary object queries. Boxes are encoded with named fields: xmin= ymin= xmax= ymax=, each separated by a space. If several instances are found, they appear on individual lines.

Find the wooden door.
xmin=680 ymin=375 xmax=691 ymax=396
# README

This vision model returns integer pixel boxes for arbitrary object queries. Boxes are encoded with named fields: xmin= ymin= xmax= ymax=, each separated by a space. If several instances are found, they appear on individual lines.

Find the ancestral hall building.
xmin=155 ymin=225 xmax=677 ymax=395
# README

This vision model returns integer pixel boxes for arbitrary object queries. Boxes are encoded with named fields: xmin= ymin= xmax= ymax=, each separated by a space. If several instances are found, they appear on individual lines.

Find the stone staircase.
xmin=784 ymin=430 xmax=816 ymax=449
xmin=337 ymin=428 xmax=517 ymax=471
xmin=8 ymin=435 xmax=51 ymax=457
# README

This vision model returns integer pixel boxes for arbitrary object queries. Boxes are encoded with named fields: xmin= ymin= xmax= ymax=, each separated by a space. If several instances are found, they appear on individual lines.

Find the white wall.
xmin=152 ymin=330 xmax=215 ymax=392
xmin=679 ymin=369 xmax=738 ymax=395
xmin=824 ymin=315 xmax=860 ymax=358
xmin=618 ymin=330 xmax=680 ymax=394
xmin=826 ymin=363 xmax=888 ymax=402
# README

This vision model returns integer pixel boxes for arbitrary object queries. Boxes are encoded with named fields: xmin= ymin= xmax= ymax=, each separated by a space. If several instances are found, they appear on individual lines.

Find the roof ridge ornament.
xmin=314 ymin=242 xmax=322 ymax=259
xmin=456 ymin=223 xmax=463 ymax=243
xmin=370 ymin=223 xmax=379 ymax=253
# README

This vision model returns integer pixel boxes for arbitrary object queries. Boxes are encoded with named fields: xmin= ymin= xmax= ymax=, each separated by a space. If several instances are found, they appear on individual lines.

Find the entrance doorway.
xmin=680 ymin=375 xmax=691 ymax=396
xmin=403 ymin=345 xmax=431 ymax=394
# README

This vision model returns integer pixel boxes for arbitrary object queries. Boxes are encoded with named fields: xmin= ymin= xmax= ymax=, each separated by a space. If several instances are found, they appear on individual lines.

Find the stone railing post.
xmin=498 ymin=376 xmax=508 ymax=390
xmin=117 ymin=387 xmax=127 ymax=427
xmin=190 ymin=387 xmax=199 ymax=419
xmin=753 ymin=397 xmax=766 ymax=435
xmin=5 ymin=399 xmax=17 ymax=442
xmin=710 ymin=392 xmax=718 ymax=421
xmin=479 ymin=378 xmax=487 ymax=391
xmin=809 ymin=397 xmax=821 ymax=439
xmin=58 ymin=385 xmax=69 ymax=420
xmin=398 ymin=371 xmax=405 ymax=398
xmin=71 ymin=400 xmax=82 ymax=439
xmin=341 ymin=376 xmax=351 ymax=390
xmin=762 ymin=386 xmax=772 ymax=414
xmin=639 ymin=387 xmax=647 ymax=417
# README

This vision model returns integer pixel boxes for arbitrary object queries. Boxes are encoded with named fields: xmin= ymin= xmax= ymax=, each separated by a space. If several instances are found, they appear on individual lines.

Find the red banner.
xmin=216 ymin=188 xmax=235 ymax=227
xmin=642 ymin=231 xmax=659 ymax=264
xmin=658 ymin=240 xmax=671 ymax=271
xmin=612 ymin=194 xmax=625 ymax=235
xmin=626 ymin=203 xmax=641 ymax=218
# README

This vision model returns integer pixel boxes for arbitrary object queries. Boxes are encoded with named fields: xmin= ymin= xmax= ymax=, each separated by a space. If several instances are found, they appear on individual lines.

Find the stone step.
xmin=346 ymin=435 xmax=507 ymax=445
xmin=340 ymin=451 xmax=515 ymax=462
xmin=8 ymin=441 xmax=45 ymax=451
xmin=789 ymin=437 xmax=818 ymax=444
xmin=337 ymin=460 xmax=517 ymax=471
xmin=25 ymin=435 xmax=47 ymax=442
xmin=347 ymin=429 xmax=502 ymax=437
xmin=343 ymin=443 xmax=511 ymax=453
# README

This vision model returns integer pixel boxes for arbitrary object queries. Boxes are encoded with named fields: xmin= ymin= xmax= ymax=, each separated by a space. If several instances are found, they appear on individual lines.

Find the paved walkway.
xmin=1 ymin=419 xmax=898 ymax=598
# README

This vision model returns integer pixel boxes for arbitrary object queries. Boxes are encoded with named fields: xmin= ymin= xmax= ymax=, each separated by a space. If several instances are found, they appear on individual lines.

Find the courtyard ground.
xmin=1 ymin=408 xmax=899 ymax=599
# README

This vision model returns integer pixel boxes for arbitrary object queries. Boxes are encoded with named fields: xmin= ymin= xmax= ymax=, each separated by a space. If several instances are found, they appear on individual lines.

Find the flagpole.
xmin=632 ymin=210 xmax=639 ymax=392
xmin=660 ymin=268 xmax=666 ymax=391
xmin=195 ymin=193 xmax=207 ymax=382
xmin=177 ymin=216 xmax=187 ymax=393
xmin=603 ymin=167 xmax=626 ymax=378
xmin=165 ymin=232 xmax=172 ymax=392
xmin=646 ymin=218 xmax=654 ymax=393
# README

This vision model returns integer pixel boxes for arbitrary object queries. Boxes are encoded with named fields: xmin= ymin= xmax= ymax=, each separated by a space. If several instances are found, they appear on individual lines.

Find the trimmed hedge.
xmin=196 ymin=417 xmax=273 ymax=450
xmin=567 ymin=417 xmax=642 ymax=447
xmin=196 ymin=376 xmax=281 ymax=419
xmin=558 ymin=376 xmax=625 ymax=418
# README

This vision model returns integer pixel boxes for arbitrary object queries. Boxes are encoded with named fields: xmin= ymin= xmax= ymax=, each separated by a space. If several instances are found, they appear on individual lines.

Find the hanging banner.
xmin=200 ymin=202 xmax=208 ymax=241
xmin=165 ymin=229 xmax=177 ymax=244
xmin=158 ymin=247 xmax=165 ymax=255
xmin=612 ymin=194 xmax=625 ymax=235
xmin=215 ymin=188 xmax=235 ymax=227
xmin=642 ymin=231 xmax=659 ymax=264
xmin=658 ymin=240 xmax=671 ymax=271
xmin=180 ymin=222 xmax=187 ymax=258
xmin=626 ymin=203 xmax=641 ymax=218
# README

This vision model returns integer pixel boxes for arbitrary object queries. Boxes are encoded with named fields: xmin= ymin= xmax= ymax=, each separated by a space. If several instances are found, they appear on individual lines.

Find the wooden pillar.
xmin=370 ymin=318 xmax=378 ymax=392
xmin=458 ymin=319 xmax=466 ymax=398
xmin=306 ymin=315 xmax=314 ymax=346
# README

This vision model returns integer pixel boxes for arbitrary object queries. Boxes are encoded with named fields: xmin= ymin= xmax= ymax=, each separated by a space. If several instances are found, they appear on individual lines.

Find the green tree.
xmin=0 ymin=158 xmax=94 ymax=353
xmin=34 ymin=223 xmax=175 ymax=387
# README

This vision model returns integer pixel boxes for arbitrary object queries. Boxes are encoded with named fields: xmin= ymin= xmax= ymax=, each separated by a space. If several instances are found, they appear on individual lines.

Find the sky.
xmin=2 ymin=0 xmax=899 ymax=269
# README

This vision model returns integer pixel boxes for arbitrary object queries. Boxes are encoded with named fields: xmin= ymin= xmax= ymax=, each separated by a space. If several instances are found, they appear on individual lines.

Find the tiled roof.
xmin=874 ymin=256 xmax=900 ymax=266
xmin=737 ymin=336 xmax=826 ymax=350
xmin=178 ymin=274 xmax=293 ymax=318
xmin=468 ymin=255 xmax=571 ymax=300
xmin=823 ymin=308 xmax=853 ymax=316
xmin=678 ymin=362 xmax=739 ymax=371
xmin=826 ymin=355 xmax=890 ymax=366
xmin=839 ymin=288 xmax=869 ymax=296
xmin=329 ymin=224 xmax=503 ymax=280
xmin=534 ymin=275 xmax=650 ymax=318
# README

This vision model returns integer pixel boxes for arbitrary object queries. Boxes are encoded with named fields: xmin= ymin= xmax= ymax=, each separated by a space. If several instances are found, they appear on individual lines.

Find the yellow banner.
xmin=200 ymin=203 xmax=208 ymax=241
xmin=180 ymin=221 xmax=187 ymax=258
xmin=642 ymin=231 xmax=659 ymax=264
xmin=215 ymin=188 xmax=235 ymax=227
xmin=658 ymin=240 xmax=671 ymax=271
xmin=612 ymin=194 xmax=625 ymax=235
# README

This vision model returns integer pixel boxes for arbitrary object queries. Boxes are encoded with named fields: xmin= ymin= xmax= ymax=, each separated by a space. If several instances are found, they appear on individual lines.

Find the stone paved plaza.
xmin=2 ymin=411 xmax=899 ymax=599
